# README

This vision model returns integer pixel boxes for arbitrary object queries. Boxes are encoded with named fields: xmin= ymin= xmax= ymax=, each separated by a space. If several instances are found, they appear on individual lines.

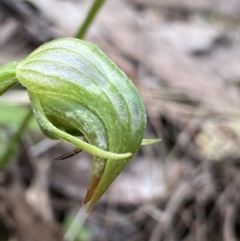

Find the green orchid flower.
xmin=0 ymin=38 xmax=159 ymax=212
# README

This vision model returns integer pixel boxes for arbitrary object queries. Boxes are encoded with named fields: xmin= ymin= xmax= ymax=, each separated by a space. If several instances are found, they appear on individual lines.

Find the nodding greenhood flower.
xmin=0 ymin=38 xmax=159 ymax=212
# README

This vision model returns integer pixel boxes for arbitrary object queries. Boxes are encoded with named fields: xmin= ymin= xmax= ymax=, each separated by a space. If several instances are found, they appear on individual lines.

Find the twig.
xmin=75 ymin=0 xmax=106 ymax=39
xmin=75 ymin=0 xmax=105 ymax=39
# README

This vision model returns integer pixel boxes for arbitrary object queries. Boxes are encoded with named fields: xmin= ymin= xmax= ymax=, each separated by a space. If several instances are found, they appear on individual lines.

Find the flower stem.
xmin=75 ymin=0 xmax=106 ymax=39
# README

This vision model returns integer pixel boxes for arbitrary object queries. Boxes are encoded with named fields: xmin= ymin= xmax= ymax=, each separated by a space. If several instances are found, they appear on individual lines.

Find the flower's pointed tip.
xmin=83 ymin=180 xmax=100 ymax=205
xmin=83 ymin=187 xmax=99 ymax=213
xmin=82 ymin=192 xmax=102 ymax=213
xmin=85 ymin=198 xmax=100 ymax=213
xmin=141 ymin=138 xmax=161 ymax=146
xmin=86 ymin=204 xmax=94 ymax=213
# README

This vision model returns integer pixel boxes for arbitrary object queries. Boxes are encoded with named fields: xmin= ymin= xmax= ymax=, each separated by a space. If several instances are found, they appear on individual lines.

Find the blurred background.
xmin=1 ymin=0 xmax=240 ymax=240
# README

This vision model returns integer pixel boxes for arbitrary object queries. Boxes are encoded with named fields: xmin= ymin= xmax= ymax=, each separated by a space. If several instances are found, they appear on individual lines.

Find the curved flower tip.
xmin=12 ymin=37 xmax=160 ymax=211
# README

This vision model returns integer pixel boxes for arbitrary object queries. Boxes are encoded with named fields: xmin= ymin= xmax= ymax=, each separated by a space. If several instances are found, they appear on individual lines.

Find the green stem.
xmin=75 ymin=0 xmax=106 ymax=39
xmin=0 ymin=108 xmax=33 ymax=169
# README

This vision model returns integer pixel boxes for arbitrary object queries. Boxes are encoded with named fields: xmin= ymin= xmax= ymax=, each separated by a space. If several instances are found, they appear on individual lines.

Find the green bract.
xmin=0 ymin=38 xmax=159 ymax=211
